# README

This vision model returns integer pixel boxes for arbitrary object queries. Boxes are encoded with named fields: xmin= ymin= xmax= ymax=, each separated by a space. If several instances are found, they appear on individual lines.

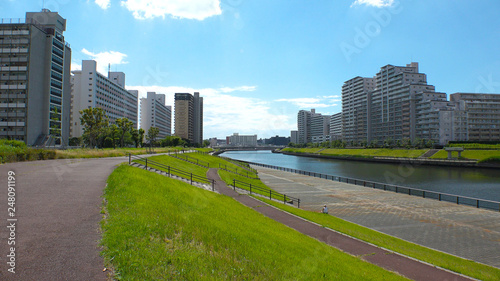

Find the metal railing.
xmin=232 ymin=179 xmax=300 ymax=208
xmin=169 ymin=150 xmax=210 ymax=168
xmin=243 ymin=161 xmax=500 ymax=212
xmin=129 ymin=154 xmax=214 ymax=191
xmin=218 ymin=156 xmax=258 ymax=174
xmin=218 ymin=163 xmax=259 ymax=179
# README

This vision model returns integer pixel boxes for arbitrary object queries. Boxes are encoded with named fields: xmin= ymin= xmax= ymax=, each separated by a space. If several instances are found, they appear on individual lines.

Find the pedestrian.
xmin=321 ymin=205 xmax=328 ymax=214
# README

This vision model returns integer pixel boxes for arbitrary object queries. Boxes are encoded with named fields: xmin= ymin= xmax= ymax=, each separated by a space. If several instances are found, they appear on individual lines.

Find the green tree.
xmin=138 ymin=128 xmax=145 ymax=147
xmin=79 ymin=108 xmax=109 ymax=148
xmin=116 ymin=118 xmax=134 ymax=148
xmin=146 ymin=127 xmax=160 ymax=148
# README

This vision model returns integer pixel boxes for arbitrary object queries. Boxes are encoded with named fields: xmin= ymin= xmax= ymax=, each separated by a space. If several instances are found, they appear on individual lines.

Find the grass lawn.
xmin=101 ymin=165 xmax=406 ymax=280
xmin=430 ymin=149 xmax=500 ymax=162
xmin=283 ymin=148 xmax=427 ymax=158
xmin=54 ymin=147 xmax=182 ymax=159
xmin=257 ymin=198 xmax=500 ymax=281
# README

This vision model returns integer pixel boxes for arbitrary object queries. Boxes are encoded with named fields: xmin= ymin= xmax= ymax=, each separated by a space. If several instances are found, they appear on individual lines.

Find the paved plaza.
xmin=254 ymin=166 xmax=500 ymax=269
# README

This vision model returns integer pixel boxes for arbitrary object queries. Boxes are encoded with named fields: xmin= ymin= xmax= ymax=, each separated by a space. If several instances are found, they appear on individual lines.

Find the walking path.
xmin=253 ymin=166 xmax=500 ymax=269
xmin=0 ymin=157 xmax=129 ymax=281
xmin=207 ymin=168 xmax=473 ymax=281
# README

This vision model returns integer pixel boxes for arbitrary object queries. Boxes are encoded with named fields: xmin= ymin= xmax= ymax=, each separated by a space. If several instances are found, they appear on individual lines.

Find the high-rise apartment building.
xmin=341 ymin=62 xmax=500 ymax=145
xmin=70 ymin=60 xmax=138 ymax=137
xmin=330 ymin=112 xmax=342 ymax=140
xmin=0 ymin=10 xmax=71 ymax=146
xmin=370 ymin=62 xmax=437 ymax=143
xmin=174 ymin=92 xmax=203 ymax=144
xmin=140 ymin=92 xmax=171 ymax=138
xmin=450 ymin=93 xmax=500 ymax=142
xmin=297 ymin=109 xmax=331 ymax=144
xmin=341 ymin=76 xmax=375 ymax=143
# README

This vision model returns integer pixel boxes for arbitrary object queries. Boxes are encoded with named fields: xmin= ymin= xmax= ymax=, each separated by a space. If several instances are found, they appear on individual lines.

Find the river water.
xmin=221 ymin=150 xmax=500 ymax=202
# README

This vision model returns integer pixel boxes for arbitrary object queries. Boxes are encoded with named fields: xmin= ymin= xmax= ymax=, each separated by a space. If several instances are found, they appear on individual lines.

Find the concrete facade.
xmin=330 ymin=112 xmax=342 ymax=140
xmin=341 ymin=76 xmax=375 ymax=143
xmin=70 ymin=60 xmax=138 ymax=138
xmin=0 ymin=10 xmax=72 ymax=146
xmin=174 ymin=92 xmax=203 ymax=144
xmin=227 ymin=133 xmax=257 ymax=146
xmin=297 ymin=109 xmax=331 ymax=144
xmin=139 ymin=91 xmax=171 ymax=139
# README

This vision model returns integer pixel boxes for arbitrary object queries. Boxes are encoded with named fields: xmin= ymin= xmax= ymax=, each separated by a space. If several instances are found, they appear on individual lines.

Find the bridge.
xmin=212 ymin=146 xmax=284 ymax=155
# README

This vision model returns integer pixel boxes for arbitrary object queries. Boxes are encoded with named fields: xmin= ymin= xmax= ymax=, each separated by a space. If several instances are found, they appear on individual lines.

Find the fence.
xmin=169 ymin=150 xmax=210 ymax=168
xmin=218 ymin=163 xmax=259 ymax=179
xmin=232 ymin=179 xmax=300 ymax=208
xmin=242 ymin=161 xmax=500 ymax=212
xmin=129 ymin=154 xmax=215 ymax=191
xmin=218 ymin=156 xmax=258 ymax=174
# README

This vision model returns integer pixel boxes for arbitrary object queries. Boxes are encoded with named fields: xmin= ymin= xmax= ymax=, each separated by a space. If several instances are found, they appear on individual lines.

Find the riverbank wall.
xmin=277 ymin=151 xmax=500 ymax=169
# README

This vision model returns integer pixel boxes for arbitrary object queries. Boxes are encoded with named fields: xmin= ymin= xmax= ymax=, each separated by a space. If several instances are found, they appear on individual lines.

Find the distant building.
xmin=263 ymin=135 xmax=290 ymax=146
xmin=290 ymin=130 xmax=298 ymax=144
xmin=297 ymin=109 xmax=331 ymax=144
xmin=450 ymin=93 xmax=500 ymax=142
xmin=227 ymin=133 xmax=257 ymax=146
xmin=70 ymin=60 xmax=138 ymax=138
xmin=139 ymin=92 xmax=171 ymax=138
xmin=174 ymin=92 xmax=203 ymax=144
xmin=330 ymin=112 xmax=342 ymax=140
xmin=0 ymin=10 xmax=72 ymax=146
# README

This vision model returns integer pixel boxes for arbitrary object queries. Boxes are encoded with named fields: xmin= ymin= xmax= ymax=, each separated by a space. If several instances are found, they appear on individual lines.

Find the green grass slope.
xmin=101 ymin=165 xmax=406 ymax=280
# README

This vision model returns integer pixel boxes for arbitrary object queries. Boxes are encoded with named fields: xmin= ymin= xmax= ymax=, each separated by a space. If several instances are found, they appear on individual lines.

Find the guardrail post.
xmin=128 ymin=153 xmax=131 ymax=164
xmin=145 ymin=158 xmax=148 ymax=170
xmin=438 ymin=194 xmax=441 ymax=201
xmin=457 ymin=197 xmax=459 ymax=204
xmin=212 ymin=180 xmax=215 ymax=192
xmin=249 ymin=183 xmax=252 ymax=194
xmin=298 ymin=199 xmax=300 ymax=208
xmin=476 ymin=200 xmax=479 ymax=208
xmin=190 ymin=174 xmax=193 ymax=185
xmin=269 ymin=190 xmax=272 ymax=200
xmin=168 ymin=166 xmax=170 ymax=177
xmin=233 ymin=179 xmax=236 ymax=191
xmin=283 ymin=194 xmax=286 ymax=204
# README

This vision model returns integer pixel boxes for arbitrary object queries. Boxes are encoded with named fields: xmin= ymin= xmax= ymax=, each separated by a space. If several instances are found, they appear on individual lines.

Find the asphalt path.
xmin=0 ymin=157 xmax=127 ymax=281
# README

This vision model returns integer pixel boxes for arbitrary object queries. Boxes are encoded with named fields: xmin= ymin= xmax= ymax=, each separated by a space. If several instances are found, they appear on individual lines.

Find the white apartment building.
xmin=139 ymin=91 xmax=172 ymax=138
xmin=227 ymin=133 xmax=257 ymax=146
xmin=0 ymin=10 xmax=71 ymax=146
xmin=341 ymin=76 xmax=375 ymax=143
xmin=297 ymin=109 xmax=331 ymax=144
xmin=330 ymin=112 xmax=342 ymax=140
xmin=70 ymin=60 xmax=138 ymax=138
xmin=450 ymin=93 xmax=500 ymax=142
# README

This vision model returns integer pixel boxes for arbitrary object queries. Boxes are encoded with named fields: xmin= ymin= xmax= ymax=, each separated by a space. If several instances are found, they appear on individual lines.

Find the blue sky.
xmin=2 ymin=0 xmax=500 ymax=139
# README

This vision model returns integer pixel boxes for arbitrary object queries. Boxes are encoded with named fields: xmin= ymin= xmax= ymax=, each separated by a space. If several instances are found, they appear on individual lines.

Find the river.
xmin=221 ymin=150 xmax=500 ymax=202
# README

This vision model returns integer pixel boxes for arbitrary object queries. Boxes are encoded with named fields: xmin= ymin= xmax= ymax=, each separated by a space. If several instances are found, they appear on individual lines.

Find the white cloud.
xmin=351 ymin=0 xmax=394 ymax=8
xmin=219 ymin=86 xmax=257 ymax=93
xmin=275 ymin=98 xmax=332 ymax=109
xmin=120 ymin=0 xmax=222 ymax=20
xmin=95 ymin=0 xmax=111 ymax=9
xmin=126 ymin=85 xmax=295 ymax=138
xmin=81 ymin=48 xmax=128 ymax=74
xmin=71 ymin=61 xmax=82 ymax=72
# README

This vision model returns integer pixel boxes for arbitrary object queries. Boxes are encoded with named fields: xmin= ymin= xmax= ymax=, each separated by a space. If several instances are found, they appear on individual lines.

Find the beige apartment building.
xmin=174 ymin=92 xmax=203 ymax=144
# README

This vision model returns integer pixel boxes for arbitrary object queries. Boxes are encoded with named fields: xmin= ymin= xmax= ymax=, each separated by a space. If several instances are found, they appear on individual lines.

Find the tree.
xmin=146 ymin=127 xmax=160 ymax=148
xmin=138 ymin=128 xmax=145 ymax=148
xmin=116 ymin=118 xmax=133 ymax=148
xmin=79 ymin=108 xmax=109 ymax=148
xmin=131 ymin=129 xmax=140 ymax=148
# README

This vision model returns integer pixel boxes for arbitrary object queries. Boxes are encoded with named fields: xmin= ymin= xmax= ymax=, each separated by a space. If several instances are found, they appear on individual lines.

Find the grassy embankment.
xmin=144 ymin=153 xmax=282 ymax=200
xmin=430 ymin=149 xmax=500 ymax=163
xmin=130 ymin=153 xmax=500 ymax=280
xmin=101 ymin=164 xmax=405 ymax=280
xmin=282 ymin=147 xmax=428 ymax=158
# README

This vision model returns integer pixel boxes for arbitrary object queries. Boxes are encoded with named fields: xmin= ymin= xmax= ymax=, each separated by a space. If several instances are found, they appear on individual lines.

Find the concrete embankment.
xmin=279 ymin=151 xmax=500 ymax=169
xmin=253 ymin=165 xmax=500 ymax=269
